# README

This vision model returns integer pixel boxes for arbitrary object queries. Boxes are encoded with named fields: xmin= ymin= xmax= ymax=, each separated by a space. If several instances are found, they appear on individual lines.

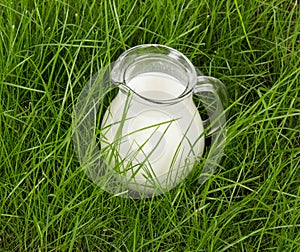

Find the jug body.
xmin=101 ymin=70 xmax=205 ymax=194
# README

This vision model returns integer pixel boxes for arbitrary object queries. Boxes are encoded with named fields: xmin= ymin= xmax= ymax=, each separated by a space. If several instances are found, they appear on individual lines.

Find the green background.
xmin=0 ymin=0 xmax=299 ymax=251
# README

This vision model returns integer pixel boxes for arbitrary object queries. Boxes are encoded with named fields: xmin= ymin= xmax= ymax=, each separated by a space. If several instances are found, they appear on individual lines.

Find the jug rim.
xmin=111 ymin=44 xmax=198 ymax=105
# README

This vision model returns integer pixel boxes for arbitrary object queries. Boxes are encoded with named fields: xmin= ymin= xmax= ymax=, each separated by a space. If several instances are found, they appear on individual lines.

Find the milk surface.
xmin=126 ymin=72 xmax=186 ymax=100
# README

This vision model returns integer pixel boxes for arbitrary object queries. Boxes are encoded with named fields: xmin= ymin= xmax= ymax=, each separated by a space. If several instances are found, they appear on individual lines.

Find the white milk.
xmin=102 ymin=72 xmax=205 ymax=194
xmin=127 ymin=73 xmax=185 ymax=100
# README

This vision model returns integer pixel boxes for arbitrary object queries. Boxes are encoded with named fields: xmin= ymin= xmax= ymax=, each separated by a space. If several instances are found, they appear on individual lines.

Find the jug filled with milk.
xmin=73 ymin=44 xmax=227 ymax=198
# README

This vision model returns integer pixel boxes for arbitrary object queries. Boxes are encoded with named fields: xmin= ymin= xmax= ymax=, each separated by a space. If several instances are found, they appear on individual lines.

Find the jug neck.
xmin=110 ymin=44 xmax=198 ymax=105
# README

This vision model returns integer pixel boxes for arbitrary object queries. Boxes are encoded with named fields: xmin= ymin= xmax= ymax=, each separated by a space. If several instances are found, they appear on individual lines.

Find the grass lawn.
xmin=1 ymin=0 xmax=300 ymax=251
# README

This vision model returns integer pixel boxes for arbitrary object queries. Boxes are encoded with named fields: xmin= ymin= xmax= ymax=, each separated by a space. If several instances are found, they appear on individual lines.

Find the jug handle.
xmin=193 ymin=76 xmax=228 ymax=137
xmin=193 ymin=76 xmax=228 ymax=185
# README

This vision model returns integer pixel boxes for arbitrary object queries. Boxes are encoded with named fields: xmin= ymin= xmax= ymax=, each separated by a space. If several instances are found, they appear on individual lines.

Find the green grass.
xmin=1 ymin=0 xmax=300 ymax=251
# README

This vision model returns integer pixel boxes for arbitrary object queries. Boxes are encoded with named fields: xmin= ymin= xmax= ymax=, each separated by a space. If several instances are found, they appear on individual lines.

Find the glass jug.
xmin=72 ymin=44 xmax=227 ymax=198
